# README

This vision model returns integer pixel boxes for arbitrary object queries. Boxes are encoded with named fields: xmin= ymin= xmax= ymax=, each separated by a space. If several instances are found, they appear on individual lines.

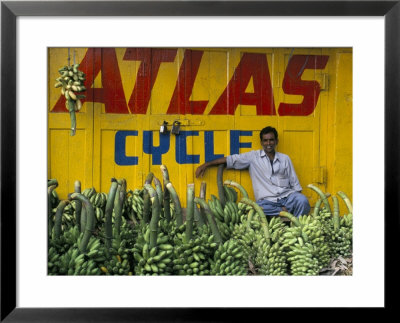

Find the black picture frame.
xmin=1 ymin=1 xmax=398 ymax=321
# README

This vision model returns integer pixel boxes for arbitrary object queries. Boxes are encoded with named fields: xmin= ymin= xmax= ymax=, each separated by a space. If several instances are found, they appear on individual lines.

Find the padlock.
xmin=171 ymin=121 xmax=181 ymax=135
xmin=160 ymin=121 xmax=168 ymax=134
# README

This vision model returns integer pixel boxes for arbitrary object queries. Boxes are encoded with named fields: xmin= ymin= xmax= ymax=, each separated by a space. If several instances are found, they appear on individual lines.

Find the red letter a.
xmin=209 ymin=52 xmax=275 ymax=115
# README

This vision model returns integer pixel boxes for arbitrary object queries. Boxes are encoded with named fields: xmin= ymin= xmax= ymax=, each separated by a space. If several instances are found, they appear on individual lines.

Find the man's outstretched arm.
xmin=195 ymin=157 xmax=227 ymax=178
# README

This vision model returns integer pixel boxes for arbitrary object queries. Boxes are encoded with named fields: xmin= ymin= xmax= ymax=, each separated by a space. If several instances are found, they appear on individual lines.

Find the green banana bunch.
xmin=250 ymin=216 xmax=288 ymax=275
xmin=268 ymin=216 xmax=287 ymax=243
xmin=301 ymin=217 xmax=330 ymax=269
xmin=316 ymin=195 xmax=352 ymax=259
xmin=223 ymin=185 xmax=238 ymax=203
xmin=51 ymin=201 xmax=76 ymax=231
xmin=49 ymin=225 xmax=81 ymax=255
xmin=210 ymin=238 xmax=248 ymax=275
xmin=93 ymin=206 xmax=105 ymax=227
xmin=231 ymin=222 xmax=258 ymax=264
xmin=54 ymin=64 xmax=86 ymax=136
xmin=313 ymin=207 xmax=334 ymax=234
xmin=340 ymin=213 xmax=353 ymax=229
xmin=125 ymin=189 xmax=144 ymax=222
xmin=82 ymin=187 xmax=96 ymax=198
xmin=100 ymin=253 xmax=131 ymax=276
xmin=254 ymin=235 xmax=288 ymax=275
xmin=132 ymin=225 xmax=174 ymax=275
xmin=90 ymin=192 xmax=108 ymax=210
xmin=172 ymin=229 xmax=218 ymax=275
xmin=49 ymin=246 xmax=101 ymax=276
xmin=280 ymin=213 xmax=329 ymax=272
xmin=237 ymin=202 xmax=258 ymax=226
xmin=79 ymin=235 xmax=107 ymax=263
xmin=286 ymin=237 xmax=320 ymax=275
xmin=208 ymin=195 xmax=240 ymax=241
xmin=328 ymin=226 xmax=352 ymax=258
xmin=48 ymin=246 xmax=62 ymax=274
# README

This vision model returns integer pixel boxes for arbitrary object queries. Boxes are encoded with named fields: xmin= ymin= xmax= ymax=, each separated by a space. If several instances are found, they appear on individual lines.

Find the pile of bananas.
xmin=48 ymin=174 xmax=353 ymax=276
xmin=210 ymin=238 xmax=248 ymax=275
xmin=172 ymin=230 xmax=218 ymax=275
xmin=54 ymin=64 xmax=86 ymax=136
xmin=132 ymin=226 xmax=174 ymax=275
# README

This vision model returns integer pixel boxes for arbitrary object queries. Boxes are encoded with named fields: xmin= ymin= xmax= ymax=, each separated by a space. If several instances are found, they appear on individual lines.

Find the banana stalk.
xmin=185 ymin=184 xmax=195 ymax=242
xmin=194 ymin=205 xmax=205 ymax=227
xmin=279 ymin=211 xmax=301 ymax=227
xmin=166 ymin=182 xmax=183 ymax=226
xmin=240 ymin=198 xmax=271 ymax=244
xmin=337 ymin=191 xmax=353 ymax=214
xmin=74 ymin=180 xmax=82 ymax=232
xmin=246 ymin=208 xmax=255 ymax=230
xmin=160 ymin=164 xmax=170 ymax=182
xmin=194 ymin=197 xmax=222 ymax=244
xmin=199 ymin=181 xmax=208 ymax=224
xmin=332 ymin=195 xmax=340 ymax=232
xmin=163 ymin=187 xmax=171 ymax=222
xmin=312 ymin=198 xmax=322 ymax=218
xmin=69 ymin=193 xmax=95 ymax=254
xmin=144 ymin=184 xmax=161 ymax=250
xmin=217 ymin=164 xmax=227 ymax=207
xmin=223 ymin=179 xmax=249 ymax=199
xmin=142 ymin=173 xmax=154 ymax=223
xmin=160 ymin=165 xmax=171 ymax=222
xmin=53 ymin=200 xmax=70 ymax=240
xmin=307 ymin=184 xmax=332 ymax=214
xmin=66 ymin=99 xmax=76 ymax=136
xmin=114 ymin=179 xmax=126 ymax=236
xmin=48 ymin=179 xmax=58 ymax=187
xmin=105 ymin=179 xmax=118 ymax=250
xmin=153 ymin=177 xmax=163 ymax=208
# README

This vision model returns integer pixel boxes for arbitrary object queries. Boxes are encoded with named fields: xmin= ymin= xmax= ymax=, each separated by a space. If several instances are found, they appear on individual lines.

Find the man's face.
xmin=261 ymin=132 xmax=278 ymax=155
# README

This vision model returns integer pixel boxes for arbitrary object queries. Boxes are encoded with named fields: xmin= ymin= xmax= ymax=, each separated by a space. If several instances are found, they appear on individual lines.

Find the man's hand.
xmin=195 ymin=157 xmax=227 ymax=178
xmin=195 ymin=163 xmax=208 ymax=178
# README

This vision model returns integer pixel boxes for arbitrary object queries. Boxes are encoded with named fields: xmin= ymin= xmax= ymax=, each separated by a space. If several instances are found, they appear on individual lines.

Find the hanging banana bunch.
xmin=54 ymin=61 xmax=86 ymax=136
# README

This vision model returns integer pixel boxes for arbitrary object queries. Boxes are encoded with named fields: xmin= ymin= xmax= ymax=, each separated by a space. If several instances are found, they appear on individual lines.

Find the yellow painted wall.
xmin=48 ymin=47 xmax=352 ymax=214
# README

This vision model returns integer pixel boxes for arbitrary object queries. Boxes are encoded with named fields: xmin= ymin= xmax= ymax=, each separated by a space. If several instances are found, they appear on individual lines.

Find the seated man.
xmin=195 ymin=126 xmax=310 ymax=217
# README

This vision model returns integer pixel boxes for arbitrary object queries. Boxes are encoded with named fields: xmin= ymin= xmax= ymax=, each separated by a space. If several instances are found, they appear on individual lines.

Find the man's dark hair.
xmin=260 ymin=126 xmax=278 ymax=141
